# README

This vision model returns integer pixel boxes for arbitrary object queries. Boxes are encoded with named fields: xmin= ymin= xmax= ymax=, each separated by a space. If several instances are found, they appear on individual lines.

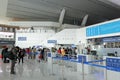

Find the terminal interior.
xmin=0 ymin=0 xmax=120 ymax=80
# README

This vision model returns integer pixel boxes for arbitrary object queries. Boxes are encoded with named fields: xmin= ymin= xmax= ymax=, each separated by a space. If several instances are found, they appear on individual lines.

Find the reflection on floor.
xmin=0 ymin=59 xmax=104 ymax=80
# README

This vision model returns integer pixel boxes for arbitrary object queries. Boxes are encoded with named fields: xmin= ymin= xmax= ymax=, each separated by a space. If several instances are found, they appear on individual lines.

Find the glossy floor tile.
xmin=0 ymin=58 xmax=104 ymax=80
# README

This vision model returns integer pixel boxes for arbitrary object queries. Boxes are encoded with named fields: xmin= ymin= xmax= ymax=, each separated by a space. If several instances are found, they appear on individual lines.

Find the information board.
xmin=106 ymin=58 xmax=120 ymax=72
xmin=78 ymin=55 xmax=86 ymax=63
xmin=86 ymin=20 xmax=120 ymax=37
xmin=18 ymin=37 xmax=27 ymax=41
xmin=47 ymin=40 xmax=57 ymax=43
xmin=103 ymin=37 xmax=120 ymax=42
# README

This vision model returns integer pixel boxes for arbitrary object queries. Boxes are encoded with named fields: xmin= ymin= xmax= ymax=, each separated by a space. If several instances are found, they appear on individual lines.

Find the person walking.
xmin=9 ymin=47 xmax=17 ymax=74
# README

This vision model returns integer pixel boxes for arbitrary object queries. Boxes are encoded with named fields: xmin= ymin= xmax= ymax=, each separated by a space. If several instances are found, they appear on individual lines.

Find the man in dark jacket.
xmin=9 ymin=47 xmax=17 ymax=74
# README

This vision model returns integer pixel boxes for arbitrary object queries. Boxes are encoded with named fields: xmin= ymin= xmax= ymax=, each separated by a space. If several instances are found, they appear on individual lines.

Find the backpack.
xmin=7 ymin=51 xmax=17 ymax=60
xmin=7 ymin=51 xmax=12 ymax=60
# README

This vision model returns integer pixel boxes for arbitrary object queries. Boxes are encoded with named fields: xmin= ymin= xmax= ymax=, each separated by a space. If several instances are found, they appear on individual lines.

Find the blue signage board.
xmin=47 ymin=40 xmax=57 ymax=43
xmin=103 ymin=37 xmax=120 ymax=42
xmin=106 ymin=58 xmax=120 ymax=72
xmin=18 ymin=37 xmax=27 ymax=41
xmin=86 ymin=20 xmax=120 ymax=37
xmin=78 ymin=55 xmax=86 ymax=63
xmin=48 ymin=52 xmax=51 ymax=57
xmin=71 ymin=44 xmax=76 ymax=48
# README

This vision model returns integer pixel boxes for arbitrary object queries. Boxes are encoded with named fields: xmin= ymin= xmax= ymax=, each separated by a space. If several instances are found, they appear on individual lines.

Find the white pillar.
xmin=0 ymin=0 xmax=10 ymax=24
xmin=0 ymin=0 xmax=8 ymax=17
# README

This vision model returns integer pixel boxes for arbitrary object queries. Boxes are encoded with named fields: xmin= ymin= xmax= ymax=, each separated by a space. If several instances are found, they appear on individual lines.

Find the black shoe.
xmin=10 ymin=72 xmax=16 ymax=75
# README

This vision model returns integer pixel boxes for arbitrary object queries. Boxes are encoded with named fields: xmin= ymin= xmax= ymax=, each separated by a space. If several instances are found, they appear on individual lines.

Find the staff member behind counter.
xmin=107 ymin=51 xmax=118 ymax=57
xmin=114 ymin=51 xmax=118 ymax=57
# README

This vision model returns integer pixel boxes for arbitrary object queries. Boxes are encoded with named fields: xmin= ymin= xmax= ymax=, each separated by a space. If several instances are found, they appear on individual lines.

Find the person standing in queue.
xmin=18 ymin=49 xmax=25 ymax=63
xmin=9 ymin=47 xmax=17 ymax=74
xmin=1 ymin=47 xmax=8 ymax=63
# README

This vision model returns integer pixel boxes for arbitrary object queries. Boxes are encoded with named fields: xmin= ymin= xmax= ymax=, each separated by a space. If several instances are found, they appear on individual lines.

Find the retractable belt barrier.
xmin=52 ymin=56 xmax=120 ymax=72
xmin=52 ymin=57 xmax=103 ymax=68
xmin=52 ymin=57 xmax=78 ymax=63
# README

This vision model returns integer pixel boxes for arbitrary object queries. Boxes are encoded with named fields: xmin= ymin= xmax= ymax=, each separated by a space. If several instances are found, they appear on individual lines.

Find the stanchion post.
xmin=49 ymin=53 xmax=55 ymax=76
xmin=82 ymin=56 xmax=84 ymax=80
xmin=105 ymin=60 xmax=107 ymax=80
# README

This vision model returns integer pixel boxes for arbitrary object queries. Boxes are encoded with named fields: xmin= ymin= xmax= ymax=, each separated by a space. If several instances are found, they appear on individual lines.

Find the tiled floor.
xmin=0 ymin=58 xmax=104 ymax=80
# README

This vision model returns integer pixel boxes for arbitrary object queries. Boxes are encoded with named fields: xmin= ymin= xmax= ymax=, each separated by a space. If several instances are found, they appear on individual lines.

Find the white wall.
xmin=76 ymin=27 xmax=86 ymax=45
xmin=16 ymin=30 xmax=55 ymax=48
xmin=14 ymin=21 xmax=88 ymax=48
xmin=42 ymin=29 xmax=77 ymax=47
xmin=42 ymin=28 xmax=88 ymax=48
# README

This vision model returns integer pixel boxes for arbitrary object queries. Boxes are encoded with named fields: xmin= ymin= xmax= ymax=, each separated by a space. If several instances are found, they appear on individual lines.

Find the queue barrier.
xmin=52 ymin=56 xmax=119 ymax=71
xmin=48 ymin=53 xmax=120 ymax=80
xmin=52 ymin=57 xmax=105 ymax=70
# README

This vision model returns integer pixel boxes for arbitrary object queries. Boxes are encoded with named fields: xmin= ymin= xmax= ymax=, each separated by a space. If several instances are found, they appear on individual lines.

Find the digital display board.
xmin=86 ymin=20 xmax=120 ymax=37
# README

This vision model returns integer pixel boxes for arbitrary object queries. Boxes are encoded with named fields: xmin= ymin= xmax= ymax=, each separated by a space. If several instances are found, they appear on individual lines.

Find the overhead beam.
xmin=81 ymin=14 xmax=89 ymax=27
xmin=56 ymin=8 xmax=66 ymax=32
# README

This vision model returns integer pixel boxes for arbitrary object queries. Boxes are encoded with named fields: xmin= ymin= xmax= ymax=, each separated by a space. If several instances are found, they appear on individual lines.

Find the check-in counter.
xmin=77 ymin=54 xmax=94 ymax=74
xmin=104 ymin=56 xmax=120 ymax=80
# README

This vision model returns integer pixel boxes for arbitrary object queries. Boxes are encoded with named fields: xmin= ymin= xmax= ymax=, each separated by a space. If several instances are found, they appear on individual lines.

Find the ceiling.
xmin=6 ymin=0 xmax=120 ymax=26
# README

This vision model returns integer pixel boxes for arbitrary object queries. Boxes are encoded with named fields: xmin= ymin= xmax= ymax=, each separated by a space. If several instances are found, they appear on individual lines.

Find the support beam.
xmin=59 ymin=8 xmax=66 ymax=26
xmin=56 ymin=8 xmax=65 ymax=32
xmin=0 ymin=0 xmax=10 ymax=24
xmin=81 ymin=14 xmax=89 ymax=27
xmin=0 ymin=0 xmax=8 ymax=17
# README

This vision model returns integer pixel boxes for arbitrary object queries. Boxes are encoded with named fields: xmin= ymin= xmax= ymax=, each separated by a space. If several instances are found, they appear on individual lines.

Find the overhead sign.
xmin=0 ymin=32 xmax=14 ymax=39
xmin=47 ymin=40 xmax=57 ymax=43
xmin=18 ymin=37 xmax=27 ymax=41
xmin=86 ymin=20 xmax=120 ymax=37
xmin=0 ymin=40 xmax=15 ymax=44
xmin=103 ymin=37 xmax=120 ymax=42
